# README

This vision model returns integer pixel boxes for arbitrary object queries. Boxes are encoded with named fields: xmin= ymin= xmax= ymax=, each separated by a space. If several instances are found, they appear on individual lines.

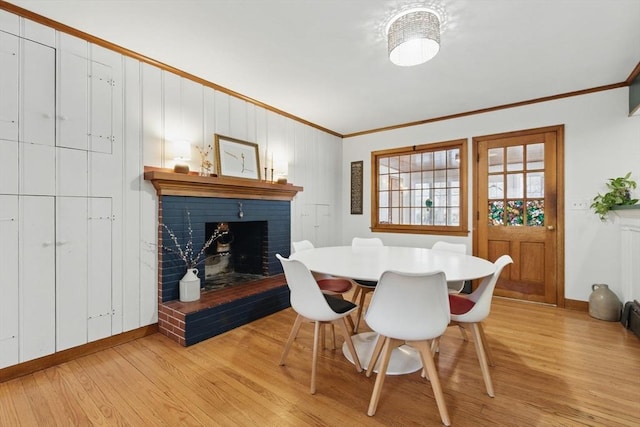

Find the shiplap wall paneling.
xmin=88 ymin=56 xmax=114 ymax=154
xmin=229 ymin=95 xmax=248 ymax=142
xmin=19 ymin=33 xmax=55 ymax=196
xmin=139 ymin=62 xmax=162 ymax=324
xmin=55 ymin=196 xmax=89 ymax=351
xmin=122 ymin=56 xmax=142 ymax=331
xmin=91 ymin=43 xmax=124 ymax=334
xmin=87 ymin=197 xmax=113 ymax=342
xmin=0 ymin=9 xmax=19 ymax=34
xmin=0 ymin=31 xmax=18 ymax=195
xmin=0 ymin=196 xmax=19 ymax=368
xmin=181 ymin=77 xmax=204 ymax=162
xmin=202 ymin=86 xmax=216 ymax=171
xmin=214 ymin=91 xmax=231 ymax=139
xmin=19 ymin=196 xmax=55 ymax=362
xmin=0 ymin=31 xmax=18 ymax=143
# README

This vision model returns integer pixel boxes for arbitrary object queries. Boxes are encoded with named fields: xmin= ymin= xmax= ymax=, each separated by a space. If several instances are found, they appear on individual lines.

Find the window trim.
xmin=370 ymin=138 xmax=469 ymax=236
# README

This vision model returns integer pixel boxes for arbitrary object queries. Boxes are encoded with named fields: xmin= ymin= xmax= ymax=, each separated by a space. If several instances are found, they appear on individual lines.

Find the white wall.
xmin=0 ymin=8 xmax=342 ymax=367
xmin=342 ymin=88 xmax=640 ymax=302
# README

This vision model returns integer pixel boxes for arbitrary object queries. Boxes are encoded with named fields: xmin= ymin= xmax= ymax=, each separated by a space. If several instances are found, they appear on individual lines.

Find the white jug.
xmin=180 ymin=268 xmax=201 ymax=302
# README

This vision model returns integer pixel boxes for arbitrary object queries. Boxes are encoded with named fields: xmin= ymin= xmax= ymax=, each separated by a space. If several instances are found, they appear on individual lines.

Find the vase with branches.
xmin=162 ymin=211 xmax=227 ymax=301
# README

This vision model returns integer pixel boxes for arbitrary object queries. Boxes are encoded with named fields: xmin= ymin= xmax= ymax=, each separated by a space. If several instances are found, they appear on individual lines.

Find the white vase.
xmin=179 ymin=268 xmax=201 ymax=302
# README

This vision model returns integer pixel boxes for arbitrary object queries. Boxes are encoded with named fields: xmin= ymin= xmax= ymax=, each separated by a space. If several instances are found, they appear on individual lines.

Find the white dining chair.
xmin=291 ymin=240 xmax=355 ymax=343
xmin=448 ymin=254 xmax=513 ymax=397
xmin=364 ymin=270 xmax=451 ymax=425
xmin=276 ymin=254 xmax=362 ymax=394
xmin=350 ymin=237 xmax=384 ymax=333
xmin=432 ymin=241 xmax=467 ymax=293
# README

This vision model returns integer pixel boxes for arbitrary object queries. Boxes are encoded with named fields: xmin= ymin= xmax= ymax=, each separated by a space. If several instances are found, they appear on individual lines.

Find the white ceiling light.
xmin=387 ymin=8 xmax=440 ymax=67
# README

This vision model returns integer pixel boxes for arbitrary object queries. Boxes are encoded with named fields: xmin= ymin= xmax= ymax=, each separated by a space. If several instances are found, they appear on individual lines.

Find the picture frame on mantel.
xmin=351 ymin=160 xmax=363 ymax=214
xmin=214 ymin=134 xmax=261 ymax=180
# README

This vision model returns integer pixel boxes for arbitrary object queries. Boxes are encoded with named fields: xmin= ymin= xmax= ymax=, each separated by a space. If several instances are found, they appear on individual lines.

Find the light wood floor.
xmin=1 ymin=296 xmax=639 ymax=426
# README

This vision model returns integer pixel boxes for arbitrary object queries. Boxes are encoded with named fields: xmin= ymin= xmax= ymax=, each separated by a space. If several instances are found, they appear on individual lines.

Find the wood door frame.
xmin=472 ymin=125 xmax=565 ymax=307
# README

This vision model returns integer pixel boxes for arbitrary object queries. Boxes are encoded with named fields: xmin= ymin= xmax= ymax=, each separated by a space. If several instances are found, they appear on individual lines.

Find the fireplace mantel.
xmin=144 ymin=167 xmax=303 ymax=201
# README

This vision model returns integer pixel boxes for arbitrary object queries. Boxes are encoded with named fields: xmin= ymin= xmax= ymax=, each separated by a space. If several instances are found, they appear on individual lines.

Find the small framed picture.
xmin=214 ymin=134 xmax=261 ymax=180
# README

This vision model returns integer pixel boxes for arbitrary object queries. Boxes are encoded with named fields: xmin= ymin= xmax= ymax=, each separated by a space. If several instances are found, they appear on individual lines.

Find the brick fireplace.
xmin=145 ymin=168 xmax=303 ymax=346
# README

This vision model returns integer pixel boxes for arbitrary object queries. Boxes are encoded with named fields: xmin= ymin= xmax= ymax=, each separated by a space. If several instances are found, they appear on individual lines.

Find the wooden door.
xmin=474 ymin=126 xmax=564 ymax=305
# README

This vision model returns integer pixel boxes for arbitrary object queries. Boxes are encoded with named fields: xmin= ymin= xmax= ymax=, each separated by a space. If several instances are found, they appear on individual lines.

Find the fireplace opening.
xmin=203 ymin=221 xmax=268 ymax=291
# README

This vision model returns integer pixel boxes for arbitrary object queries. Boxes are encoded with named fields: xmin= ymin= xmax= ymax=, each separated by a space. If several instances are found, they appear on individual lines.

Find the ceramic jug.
xmin=179 ymin=268 xmax=201 ymax=302
xmin=588 ymin=283 xmax=621 ymax=321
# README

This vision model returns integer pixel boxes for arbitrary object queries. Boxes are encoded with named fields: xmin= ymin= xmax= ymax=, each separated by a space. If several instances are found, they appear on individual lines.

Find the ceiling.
xmin=6 ymin=0 xmax=640 ymax=136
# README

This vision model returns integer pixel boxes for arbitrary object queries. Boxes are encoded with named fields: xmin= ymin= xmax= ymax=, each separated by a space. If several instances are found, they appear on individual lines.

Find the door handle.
xmin=547 ymin=225 xmax=555 ymax=231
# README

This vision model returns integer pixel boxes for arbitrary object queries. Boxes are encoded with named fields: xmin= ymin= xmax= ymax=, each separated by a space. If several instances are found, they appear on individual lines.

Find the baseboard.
xmin=0 ymin=324 xmax=158 ymax=383
xmin=564 ymin=299 xmax=589 ymax=311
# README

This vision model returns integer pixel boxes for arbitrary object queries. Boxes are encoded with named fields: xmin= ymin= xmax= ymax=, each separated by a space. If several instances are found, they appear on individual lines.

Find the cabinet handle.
xmin=0 ymin=217 xmax=15 ymax=222
xmin=55 ymin=240 xmax=69 ymax=246
xmin=42 ymin=241 xmax=53 ymax=247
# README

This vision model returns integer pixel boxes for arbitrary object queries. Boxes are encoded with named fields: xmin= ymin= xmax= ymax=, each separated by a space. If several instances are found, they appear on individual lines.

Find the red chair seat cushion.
xmin=317 ymin=278 xmax=352 ymax=293
xmin=449 ymin=294 xmax=476 ymax=315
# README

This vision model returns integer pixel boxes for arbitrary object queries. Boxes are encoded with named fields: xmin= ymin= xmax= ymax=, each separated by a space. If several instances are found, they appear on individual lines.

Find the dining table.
xmin=289 ymin=245 xmax=496 ymax=375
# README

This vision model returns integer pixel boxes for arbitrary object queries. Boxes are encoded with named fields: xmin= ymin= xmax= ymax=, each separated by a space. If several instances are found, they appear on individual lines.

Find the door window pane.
xmin=489 ymin=201 xmax=504 ymax=226
xmin=488 ymin=148 xmax=503 ymax=173
xmin=507 ymin=146 xmax=523 ymax=171
xmin=507 ymin=173 xmax=523 ymax=198
xmin=527 ymin=172 xmax=544 ymax=198
xmin=526 ymin=143 xmax=544 ymax=170
xmin=488 ymin=175 xmax=504 ymax=199
xmin=527 ymin=200 xmax=545 ymax=226
xmin=507 ymin=200 xmax=524 ymax=226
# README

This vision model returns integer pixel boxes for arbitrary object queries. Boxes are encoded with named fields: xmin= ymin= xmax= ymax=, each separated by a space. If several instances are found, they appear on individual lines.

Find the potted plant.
xmin=590 ymin=172 xmax=638 ymax=221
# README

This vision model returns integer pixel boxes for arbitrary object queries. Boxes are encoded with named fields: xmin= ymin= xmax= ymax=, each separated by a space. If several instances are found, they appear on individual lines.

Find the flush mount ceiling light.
xmin=387 ymin=8 xmax=440 ymax=67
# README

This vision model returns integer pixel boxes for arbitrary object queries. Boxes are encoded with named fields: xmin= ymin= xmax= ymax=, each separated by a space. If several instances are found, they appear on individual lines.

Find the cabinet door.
xmin=89 ymin=60 xmax=113 ymax=153
xmin=0 ymin=31 xmax=18 ymax=142
xmin=87 ymin=197 xmax=112 ymax=341
xmin=57 ymin=35 xmax=89 ymax=150
xmin=21 ymin=36 xmax=55 ymax=147
xmin=19 ymin=196 xmax=55 ymax=362
xmin=0 ymin=139 xmax=18 ymax=194
xmin=56 ymin=196 xmax=88 ymax=351
xmin=0 ymin=196 xmax=19 ymax=368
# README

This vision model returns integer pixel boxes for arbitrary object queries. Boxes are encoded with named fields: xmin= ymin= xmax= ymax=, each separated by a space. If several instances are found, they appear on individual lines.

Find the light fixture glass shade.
xmin=387 ymin=9 xmax=440 ymax=67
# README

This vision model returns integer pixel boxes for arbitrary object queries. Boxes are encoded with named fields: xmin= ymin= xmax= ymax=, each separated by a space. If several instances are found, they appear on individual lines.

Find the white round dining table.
xmin=288 ymin=245 xmax=496 ymax=375
xmin=289 ymin=245 xmax=495 ymax=283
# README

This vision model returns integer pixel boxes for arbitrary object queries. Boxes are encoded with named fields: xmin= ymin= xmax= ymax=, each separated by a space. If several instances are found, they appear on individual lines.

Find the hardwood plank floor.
xmin=1 ymin=296 xmax=639 ymax=426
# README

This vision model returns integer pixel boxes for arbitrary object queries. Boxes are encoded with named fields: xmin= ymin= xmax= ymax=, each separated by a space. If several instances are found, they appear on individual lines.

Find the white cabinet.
xmin=301 ymin=204 xmax=332 ymax=248
xmin=57 ymin=33 xmax=114 ymax=153
xmin=19 ymin=196 xmax=56 ymax=362
xmin=0 ymin=196 xmax=19 ymax=368
xmin=55 ymin=197 xmax=113 ymax=351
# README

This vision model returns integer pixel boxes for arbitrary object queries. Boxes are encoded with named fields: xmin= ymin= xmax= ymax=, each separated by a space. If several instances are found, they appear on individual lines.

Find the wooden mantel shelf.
xmin=143 ymin=167 xmax=303 ymax=201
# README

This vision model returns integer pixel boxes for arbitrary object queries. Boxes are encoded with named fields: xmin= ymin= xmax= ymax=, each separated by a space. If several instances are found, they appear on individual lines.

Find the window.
xmin=371 ymin=138 xmax=468 ymax=236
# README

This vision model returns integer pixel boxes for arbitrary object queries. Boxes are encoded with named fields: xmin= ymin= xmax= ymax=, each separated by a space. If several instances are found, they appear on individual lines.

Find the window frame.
xmin=370 ymin=138 xmax=469 ymax=236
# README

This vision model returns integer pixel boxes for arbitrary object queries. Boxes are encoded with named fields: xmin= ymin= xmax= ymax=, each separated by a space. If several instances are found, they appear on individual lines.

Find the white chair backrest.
xmin=292 ymin=240 xmax=314 ymax=253
xmin=276 ymin=254 xmax=345 ymax=322
xmin=352 ymin=237 xmax=383 ymax=247
xmin=462 ymin=255 xmax=514 ymax=322
xmin=365 ymin=270 xmax=450 ymax=341
xmin=432 ymin=241 xmax=466 ymax=255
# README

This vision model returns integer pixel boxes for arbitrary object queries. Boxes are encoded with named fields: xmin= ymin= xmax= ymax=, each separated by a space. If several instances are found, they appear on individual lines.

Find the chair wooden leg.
xmin=366 ymin=333 xmax=386 ymax=377
xmin=477 ymin=322 xmax=494 ymax=367
xmin=279 ymin=314 xmax=304 ymax=365
xmin=367 ymin=336 xmax=394 ymax=416
xmin=353 ymin=287 xmax=369 ymax=333
xmin=470 ymin=322 xmax=494 ymax=397
xmin=329 ymin=324 xmax=336 ymax=350
xmin=458 ymin=324 xmax=469 ymax=341
xmin=338 ymin=317 xmax=362 ymax=372
xmin=310 ymin=321 xmax=321 ymax=394
xmin=351 ymin=286 xmax=361 ymax=304
xmin=413 ymin=340 xmax=451 ymax=426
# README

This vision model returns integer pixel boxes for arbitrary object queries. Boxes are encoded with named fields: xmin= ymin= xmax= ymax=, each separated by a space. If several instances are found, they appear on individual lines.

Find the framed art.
xmin=351 ymin=160 xmax=363 ymax=214
xmin=214 ymin=134 xmax=261 ymax=180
